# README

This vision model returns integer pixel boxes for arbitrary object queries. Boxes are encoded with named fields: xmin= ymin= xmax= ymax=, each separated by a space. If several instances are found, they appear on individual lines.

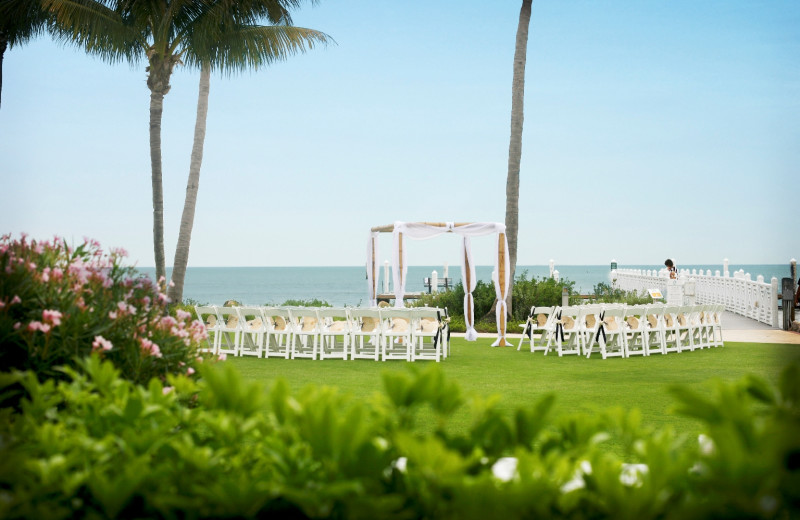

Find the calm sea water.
xmin=136 ymin=264 xmax=794 ymax=307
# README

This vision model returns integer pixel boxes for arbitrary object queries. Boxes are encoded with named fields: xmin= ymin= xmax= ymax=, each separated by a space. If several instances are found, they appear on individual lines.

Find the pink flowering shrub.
xmin=0 ymin=234 xmax=206 ymax=385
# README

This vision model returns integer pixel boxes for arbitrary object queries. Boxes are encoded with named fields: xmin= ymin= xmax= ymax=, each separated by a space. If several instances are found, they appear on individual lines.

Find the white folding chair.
xmin=289 ymin=307 xmax=321 ymax=360
xmin=546 ymin=306 xmax=583 ymax=357
xmin=194 ymin=305 xmax=221 ymax=354
xmin=349 ymin=308 xmax=382 ymax=361
xmin=262 ymin=307 xmax=293 ymax=359
xmin=518 ymin=306 xmax=555 ymax=353
xmin=643 ymin=305 xmax=667 ymax=355
xmin=710 ymin=304 xmax=725 ymax=347
xmin=584 ymin=307 xmax=626 ymax=359
xmin=410 ymin=307 xmax=446 ymax=362
xmin=236 ymin=306 xmax=267 ymax=358
xmin=317 ymin=307 xmax=352 ymax=360
xmin=578 ymin=305 xmax=604 ymax=356
xmin=623 ymin=305 xmax=648 ymax=357
xmin=214 ymin=306 xmax=242 ymax=357
xmin=380 ymin=308 xmax=413 ymax=361
xmin=695 ymin=304 xmax=716 ymax=349
xmin=664 ymin=306 xmax=693 ymax=352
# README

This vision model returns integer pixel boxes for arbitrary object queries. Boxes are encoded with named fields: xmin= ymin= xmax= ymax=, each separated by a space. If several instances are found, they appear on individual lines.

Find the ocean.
xmin=136 ymin=264 xmax=795 ymax=307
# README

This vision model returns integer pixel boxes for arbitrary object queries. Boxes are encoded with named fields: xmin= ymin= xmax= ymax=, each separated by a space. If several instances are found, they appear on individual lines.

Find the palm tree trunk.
xmin=167 ymin=63 xmax=210 ymax=304
xmin=149 ymin=87 xmax=167 ymax=282
xmin=146 ymin=52 xmax=177 ymax=284
xmin=504 ymin=0 xmax=532 ymax=317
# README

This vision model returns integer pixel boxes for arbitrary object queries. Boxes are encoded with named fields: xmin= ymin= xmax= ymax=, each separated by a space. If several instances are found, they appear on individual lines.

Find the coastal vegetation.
xmin=2 ymin=234 xmax=799 ymax=518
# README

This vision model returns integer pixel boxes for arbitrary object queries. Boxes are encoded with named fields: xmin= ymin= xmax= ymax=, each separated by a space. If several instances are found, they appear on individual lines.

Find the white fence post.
xmin=772 ymin=277 xmax=779 ymax=328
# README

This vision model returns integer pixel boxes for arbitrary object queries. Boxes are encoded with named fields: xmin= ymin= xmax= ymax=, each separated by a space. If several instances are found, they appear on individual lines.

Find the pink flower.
xmin=28 ymin=321 xmax=51 ymax=333
xmin=0 ymin=302 xmax=4 ymax=310
xmin=176 ymin=309 xmax=192 ymax=321
xmin=162 ymin=386 xmax=174 ymax=395
xmin=51 ymin=267 xmax=63 ymax=281
xmin=42 ymin=309 xmax=62 ymax=327
xmin=217 ymin=353 xmax=227 ymax=362
xmin=140 ymin=338 xmax=163 ymax=358
xmin=13 ymin=322 xmax=21 ymax=330
xmin=109 ymin=311 xmax=118 ymax=320
xmin=110 ymin=247 xmax=128 ymax=257
xmin=11 ymin=295 xmax=21 ymax=305
xmin=186 ymin=367 xmax=195 ymax=376
xmin=92 ymin=335 xmax=113 ymax=351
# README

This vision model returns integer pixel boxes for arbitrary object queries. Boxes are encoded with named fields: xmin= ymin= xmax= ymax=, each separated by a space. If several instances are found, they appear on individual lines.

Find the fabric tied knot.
xmin=555 ymin=311 xmax=565 ymax=343
xmin=594 ymin=311 xmax=607 ymax=344
xmin=523 ymin=307 xmax=535 ymax=339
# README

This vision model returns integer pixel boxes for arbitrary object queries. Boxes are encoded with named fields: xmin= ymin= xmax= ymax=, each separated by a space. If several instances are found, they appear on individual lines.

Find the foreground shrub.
xmin=0 ymin=234 xmax=205 ymax=385
xmin=1 ymin=357 xmax=797 ymax=519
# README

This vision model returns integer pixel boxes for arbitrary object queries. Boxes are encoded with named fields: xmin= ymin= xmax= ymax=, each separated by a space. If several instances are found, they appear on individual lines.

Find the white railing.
xmin=613 ymin=268 xmax=779 ymax=327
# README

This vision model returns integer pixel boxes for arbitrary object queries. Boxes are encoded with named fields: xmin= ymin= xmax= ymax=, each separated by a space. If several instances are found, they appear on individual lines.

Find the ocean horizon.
xmin=136 ymin=264 xmax=794 ymax=307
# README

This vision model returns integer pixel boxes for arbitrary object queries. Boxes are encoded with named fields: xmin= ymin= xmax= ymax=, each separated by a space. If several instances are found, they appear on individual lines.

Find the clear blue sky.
xmin=1 ymin=0 xmax=797 ymax=268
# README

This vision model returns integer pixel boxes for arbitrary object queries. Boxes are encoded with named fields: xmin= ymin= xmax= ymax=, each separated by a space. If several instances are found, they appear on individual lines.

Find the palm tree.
xmin=0 ymin=0 xmax=49 ymax=108
xmin=167 ymin=2 xmax=330 ymax=302
xmin=44 ymin=0 xmax=328 ymax=287
xmin=504 ymin=0 xmax=532 ymax=315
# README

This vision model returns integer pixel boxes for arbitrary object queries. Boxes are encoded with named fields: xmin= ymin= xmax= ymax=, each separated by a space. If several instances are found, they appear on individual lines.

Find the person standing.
xmin=665 ymin=259 xmax=678 ymax=280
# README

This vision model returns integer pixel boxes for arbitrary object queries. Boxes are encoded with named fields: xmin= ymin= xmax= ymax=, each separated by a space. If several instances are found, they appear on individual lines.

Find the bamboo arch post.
xmin=494 ymin=232 xmax=510 ymax=346
xmin=464 ymin=238 xmax=474 ymax=335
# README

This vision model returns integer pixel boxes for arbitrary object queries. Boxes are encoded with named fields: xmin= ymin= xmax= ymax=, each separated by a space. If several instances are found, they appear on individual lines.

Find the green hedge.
xmin=1 ymin=357 xmax=798 ymax=519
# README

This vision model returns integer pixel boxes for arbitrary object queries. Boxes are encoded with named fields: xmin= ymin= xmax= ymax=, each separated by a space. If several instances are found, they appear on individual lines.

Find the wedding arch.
xmin=366 ymin=221 xmax=511 ymax=347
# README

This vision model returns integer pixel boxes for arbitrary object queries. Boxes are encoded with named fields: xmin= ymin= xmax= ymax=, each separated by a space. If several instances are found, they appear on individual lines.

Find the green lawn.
xmin=225 ymin=339 xmax=800 ymax=440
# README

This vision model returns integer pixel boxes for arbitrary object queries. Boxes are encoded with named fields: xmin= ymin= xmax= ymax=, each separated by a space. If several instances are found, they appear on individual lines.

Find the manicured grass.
xmin=225 ymin=339 xmax=800 ymax=439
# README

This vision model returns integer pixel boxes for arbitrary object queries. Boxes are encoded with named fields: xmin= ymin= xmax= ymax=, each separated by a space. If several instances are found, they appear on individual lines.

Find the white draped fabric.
xmin=366 ymin=232 xmax=380 ymax=307
xmin=370 ymin=221 xmax=509 ymax=344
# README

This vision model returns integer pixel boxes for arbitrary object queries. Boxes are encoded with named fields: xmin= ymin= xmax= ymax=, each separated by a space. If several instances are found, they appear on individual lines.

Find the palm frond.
xmin=183 ymin=23 xmax=331 ymax=74
xmin=43 ymin=0 xmax=147 ymax=64
xmin=0 ymin=0 xmax=50 ymax=47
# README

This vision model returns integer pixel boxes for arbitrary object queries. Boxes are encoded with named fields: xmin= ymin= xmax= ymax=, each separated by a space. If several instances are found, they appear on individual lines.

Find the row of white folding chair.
xmin=517 ymin=304 xmax=724 ymax=359
xmin=517 ymin=305 xmax=626 ymax=358
xmin=350 ymin=307 xmax=450 ymax=362
xmin=194 ymin=305 xmax=293 ymax=358
xmin=194 ymin=305 xmax=449 ymax=361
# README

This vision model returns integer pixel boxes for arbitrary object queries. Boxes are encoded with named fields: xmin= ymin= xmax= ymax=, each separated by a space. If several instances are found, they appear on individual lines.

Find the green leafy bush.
xmin=276 ymin=298 xmax=332 ymax=307
xmin=0 ymin=234 xmax=204 ymax=386
xmin=2 ymin=356 xmax=797 ymax=519
xmin=415 ymin=272 xmax=577 ymax=332
xmin=511 ymin=271 xmax=577 ymax=320
xmin=590 ymin=282 xmax=652 ymax=305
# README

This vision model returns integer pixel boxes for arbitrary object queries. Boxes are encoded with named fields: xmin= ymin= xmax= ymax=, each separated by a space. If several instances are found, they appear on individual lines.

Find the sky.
xmin=1 ymin=0 xmax=798 ymax=269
